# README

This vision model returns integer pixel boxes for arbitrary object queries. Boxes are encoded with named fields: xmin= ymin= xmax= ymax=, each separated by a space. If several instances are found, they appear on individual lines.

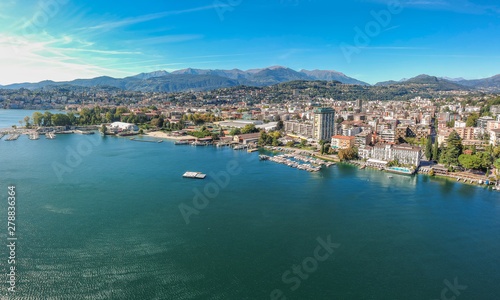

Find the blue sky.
xmin=0 ymin=0 xmax=499 ymax=85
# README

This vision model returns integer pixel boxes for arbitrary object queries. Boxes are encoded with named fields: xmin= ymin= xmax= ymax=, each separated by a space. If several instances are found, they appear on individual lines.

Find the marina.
xmin=259 ymin=154 xmax=335 ymax=172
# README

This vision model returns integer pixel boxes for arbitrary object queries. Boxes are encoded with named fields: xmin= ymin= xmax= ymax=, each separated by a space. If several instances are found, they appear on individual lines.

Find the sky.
xmin=0 ymin=0 xmax=499 ymax=85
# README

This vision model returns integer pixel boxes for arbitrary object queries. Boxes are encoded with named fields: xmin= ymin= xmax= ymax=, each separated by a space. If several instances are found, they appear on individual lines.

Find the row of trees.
xmin=28 ymin=107 xmax=133 ymax=127
xmin=435 ymin=131 xmax=499 ymax=173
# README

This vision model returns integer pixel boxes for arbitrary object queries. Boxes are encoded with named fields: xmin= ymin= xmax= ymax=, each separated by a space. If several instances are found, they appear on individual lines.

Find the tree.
xmin=429 ymin=168 xmax=435 ymax=176
xmin=42 ymin=111 xmax=53 ymax=126
xmin=276 ymin=120 xmax=284 ymax=131
xmin=100 ymin=125 xmax=108 ymax=134
xmin=138 ymin=129 xmax=144 ymax=134
xmin=466 ymin=113 xmax=479 ymax=127
xmin=32 ymin=112 xmax=43 ymax=126
xmin=458 ymin=154 xmax=482 ymax=171
xmin=338 ymin=147 xmax=356 ymax=160
xmin=471 ymin=145 xmax=477 ymax=155
xmin=286 ymin=141 xmax=295 ymax=147
xmin=105 ymin=112 xmax=113 ymax=123
xmin=230 ymin=128 xmax=241 ymax=136
xmin=241 ymin=124 xmax=259 ymax=134
xmin=52 ymin=114 xmax=71 ymax=126
xmin=23 ymin=116 xmax=31 ymax=128
xmin=433 ymin=140 xmax=440 ymax=162
xmin=477 ymin=152 xmax=493 ymax=170
xmin=67 ymin=112 xmax=77 ymax=124
xmin=425 ymin=137 xmax=433 ymax=160
xmin=300 ymin=139 xmax=307 ymax=148
xmin=441 ymin=131 xmax=463 ymax=166
xmin=151 ymin=117 xmax=164 ymax=128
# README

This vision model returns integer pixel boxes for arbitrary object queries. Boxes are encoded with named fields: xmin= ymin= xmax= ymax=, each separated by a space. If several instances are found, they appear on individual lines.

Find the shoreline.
xmin=145 ymin=131 xmax=197 ymax=140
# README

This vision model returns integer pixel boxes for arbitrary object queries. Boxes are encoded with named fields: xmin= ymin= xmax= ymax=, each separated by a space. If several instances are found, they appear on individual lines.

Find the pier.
xmin=46 ymin=133 xmax=56 ymax=139
xmin=5 ymin=134 xmax=21 ymax=141
xmin=130 ymin=138 xmax=163 ymax=143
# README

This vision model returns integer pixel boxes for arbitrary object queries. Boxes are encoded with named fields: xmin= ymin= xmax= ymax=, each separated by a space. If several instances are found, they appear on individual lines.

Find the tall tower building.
xmin=313 ymin=107 xmax=335 ymax=141
xmin=355 ymin=99 xmax=363 ymax=110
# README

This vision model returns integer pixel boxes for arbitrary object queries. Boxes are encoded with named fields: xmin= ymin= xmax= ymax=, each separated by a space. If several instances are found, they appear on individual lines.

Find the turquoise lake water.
xmin=0 ymin=110 xmax=499 ymax=299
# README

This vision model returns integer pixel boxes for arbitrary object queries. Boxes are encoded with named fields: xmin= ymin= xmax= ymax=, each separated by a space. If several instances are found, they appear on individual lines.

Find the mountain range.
xmin=0 ymin=66 xmax=499 ymax=93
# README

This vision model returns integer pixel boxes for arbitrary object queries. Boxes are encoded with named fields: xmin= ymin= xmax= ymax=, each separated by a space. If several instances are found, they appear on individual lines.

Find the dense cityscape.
xmin=1 ymin=79 xmax=499 ymax=186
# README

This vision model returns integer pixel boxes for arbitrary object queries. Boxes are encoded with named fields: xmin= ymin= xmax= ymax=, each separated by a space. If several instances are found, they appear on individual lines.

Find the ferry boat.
xmin=183 ymin=172 xmax=207 ymax=179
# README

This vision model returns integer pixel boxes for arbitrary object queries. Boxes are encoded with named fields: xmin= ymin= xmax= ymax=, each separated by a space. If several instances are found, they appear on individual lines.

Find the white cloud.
xmin=0 ymin=34 xmax=135 ymax=85
xmin=81 ymin=4 xmax=228 ymax=31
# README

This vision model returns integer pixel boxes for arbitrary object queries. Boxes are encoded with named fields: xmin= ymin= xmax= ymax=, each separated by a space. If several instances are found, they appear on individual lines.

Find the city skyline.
xmin=1 ymin=0 xmax=500 ymax=85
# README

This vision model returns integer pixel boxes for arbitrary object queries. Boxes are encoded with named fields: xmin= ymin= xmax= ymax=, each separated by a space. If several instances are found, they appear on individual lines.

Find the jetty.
xmin=46 ymin=133 xmax=56 ymax=139
xmin=233 ymin=145 xmax=248 ymax=150
xmin=75 ymin=130 xmax=95 ymax=135
xmin=183 ymin=172 xmax=207 ymax=179
xmin=130 ymin=138 xmax=163 ymax=143
xmin=5 ymin=134 xmax=20 ymax=141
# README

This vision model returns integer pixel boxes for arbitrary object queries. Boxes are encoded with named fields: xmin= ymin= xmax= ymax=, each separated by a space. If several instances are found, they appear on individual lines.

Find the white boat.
xmin=183 ymin=172 xmax=206 ymax=179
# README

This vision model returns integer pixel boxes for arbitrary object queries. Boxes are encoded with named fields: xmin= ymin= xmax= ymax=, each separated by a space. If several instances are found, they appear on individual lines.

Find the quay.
xmin=183 ymin=172 xmax=207 ymax=179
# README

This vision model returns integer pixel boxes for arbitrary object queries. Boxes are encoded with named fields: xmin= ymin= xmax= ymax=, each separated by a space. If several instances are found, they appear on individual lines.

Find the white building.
xmin=362 ymin=144 xmax=422 ymax=166
xmin=109 ymin=122 xmax=139 ymax=132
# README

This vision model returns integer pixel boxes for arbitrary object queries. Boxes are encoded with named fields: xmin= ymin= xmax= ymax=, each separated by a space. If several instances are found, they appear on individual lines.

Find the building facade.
xmin=313 ymin=107 xmax=335 ymax=141
xmin=366 ymin=144 xmax=422 ymax=166
xmin=331 ymin=135 xmax=355 ymax=149
xmin=284 ymin=121 xmax=314 ymax=138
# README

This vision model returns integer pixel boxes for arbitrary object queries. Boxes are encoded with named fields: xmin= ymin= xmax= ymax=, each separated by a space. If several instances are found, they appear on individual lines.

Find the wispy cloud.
xmin=81 ymin=4 xmax=228 ymax=31
xmin=362 ymin=0 xmax=500 ymax=14
xmin=356 ymin=46 xmax=429 ymax=50
xmin=57 ymin=48 xmax=143 ymax=55
xmin=125 ymin=34 xmax=204 ymax=45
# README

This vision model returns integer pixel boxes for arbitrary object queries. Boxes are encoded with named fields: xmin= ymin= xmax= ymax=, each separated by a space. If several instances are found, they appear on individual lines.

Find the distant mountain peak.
xmin=130 ymin=70 xmax=169 ymax=80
